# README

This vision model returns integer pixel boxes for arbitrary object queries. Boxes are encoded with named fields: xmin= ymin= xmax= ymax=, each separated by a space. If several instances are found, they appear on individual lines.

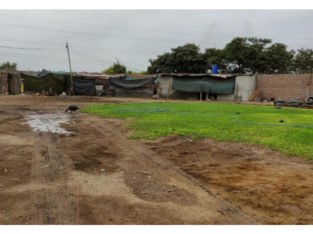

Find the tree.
xmin=263 ymin=43 xmax=294 ymax=73
xmin=147 ymin=37 xmax=307 ymax=74
xmin=147 ymin=44 xmax=208 ymax=73
xmin=147 ymin=52 xmax=172 ymax=73
xmin=204 ymin=48 xmax=226 ymax=71
xmin=223 ymin=37 xmax=272 ymax=73
xmin=293 ymin=49 xmax=313 ymax=73
xmin=103 ymin=60 xmax=127 ymax=74
xmin=0 ymin=62 xmax=17 ymax=71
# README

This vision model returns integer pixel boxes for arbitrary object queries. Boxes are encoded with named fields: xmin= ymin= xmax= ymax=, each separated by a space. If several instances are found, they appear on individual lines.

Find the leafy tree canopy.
xmin=103 ymin=60 xmax=127 ymax=74
xmin=293 ymin=49 xmax=313 ymax=73
xmin=147 ymin=37 xmax=306 ymax=74
xmin=147 ymin=44 xmax=208 ymax=73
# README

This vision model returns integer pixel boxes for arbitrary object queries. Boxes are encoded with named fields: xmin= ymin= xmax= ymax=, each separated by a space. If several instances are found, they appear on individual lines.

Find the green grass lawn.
xmin=83 ymin=102 xmax=313 ymax=160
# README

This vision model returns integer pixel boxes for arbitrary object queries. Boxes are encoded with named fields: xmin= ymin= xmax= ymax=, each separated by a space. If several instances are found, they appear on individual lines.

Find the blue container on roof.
xmin=211 ymin=64 xmax=219 ymax=74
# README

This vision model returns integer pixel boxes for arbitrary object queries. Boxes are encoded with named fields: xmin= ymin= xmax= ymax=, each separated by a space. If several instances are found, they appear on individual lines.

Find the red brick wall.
xmin=256 ymin=74 xmax=313 ymax=101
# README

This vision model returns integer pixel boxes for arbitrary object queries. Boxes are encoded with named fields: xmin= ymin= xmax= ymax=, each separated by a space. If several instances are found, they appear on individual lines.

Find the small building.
xmin=110 ymin=74 xmax=158 ymax=98
xmin=21 ymin=70 xmax=67 ymax=95
xmin=21 ymin=70 xmax=124 ymax=96
xmin=158 ymin=73 xmax=237 ymax=100
xmin=0 ymin=71 xmax=21 ymax=95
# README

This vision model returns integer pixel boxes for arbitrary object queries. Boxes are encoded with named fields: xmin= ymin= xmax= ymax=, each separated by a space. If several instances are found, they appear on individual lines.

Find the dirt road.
xmin=0 ymin=96 xmax=312 ymax=224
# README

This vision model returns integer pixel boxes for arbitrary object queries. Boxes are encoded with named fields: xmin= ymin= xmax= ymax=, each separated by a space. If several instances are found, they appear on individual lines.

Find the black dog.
xmin=65 ymin=105 xmax=79 ymax=113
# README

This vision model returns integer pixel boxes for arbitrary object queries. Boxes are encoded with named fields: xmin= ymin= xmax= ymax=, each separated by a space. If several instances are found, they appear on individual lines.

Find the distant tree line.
xmin=3 ymin=37 xmax=313 ymax=75
xmin=147 ymin=37 xmax=313 ymax=74
xmin=0 ymin=62 xmax=17 ymax=71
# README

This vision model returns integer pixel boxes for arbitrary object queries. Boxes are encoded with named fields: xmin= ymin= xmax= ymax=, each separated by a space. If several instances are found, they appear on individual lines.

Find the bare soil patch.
xmin=1 ymin=96 xmax=312 ymax=224
xmin=145 ymin=136 xmax=313 ymax=224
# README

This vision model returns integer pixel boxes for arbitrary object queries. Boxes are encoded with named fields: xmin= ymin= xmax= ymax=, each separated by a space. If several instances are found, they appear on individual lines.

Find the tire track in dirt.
xmin=80 ymin=114 xmax=256 ymax=224
xmin=29 ymin=133 xmax=78 ymax=224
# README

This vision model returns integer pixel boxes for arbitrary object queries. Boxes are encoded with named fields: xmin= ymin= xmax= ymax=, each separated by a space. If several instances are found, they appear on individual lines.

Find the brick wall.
xmin=256 ymin=74 xmax=313 ymax=101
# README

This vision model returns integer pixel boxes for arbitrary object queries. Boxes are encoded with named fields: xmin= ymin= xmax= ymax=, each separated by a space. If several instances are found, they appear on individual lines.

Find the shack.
xmin=110 ymin=74 xmax=158 ymax=97
xmin=21 ymin=70 xmax=123 ymax=96
xmin=0 ymin=71 xmax=21 ymax=95
xmin=158 ymin=73 xmax=237 ymax=100
xmin=21 ymin=70 xmax=66 ymax=95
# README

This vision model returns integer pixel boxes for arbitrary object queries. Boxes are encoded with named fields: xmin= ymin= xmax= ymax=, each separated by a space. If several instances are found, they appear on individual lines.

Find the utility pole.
xmin=65 ymin=42 xmax=74 ymax=95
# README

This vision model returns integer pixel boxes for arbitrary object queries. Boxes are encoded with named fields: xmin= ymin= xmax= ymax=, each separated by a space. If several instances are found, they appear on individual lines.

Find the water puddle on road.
xmin=25 ymin=113 xmax=74 ymax=136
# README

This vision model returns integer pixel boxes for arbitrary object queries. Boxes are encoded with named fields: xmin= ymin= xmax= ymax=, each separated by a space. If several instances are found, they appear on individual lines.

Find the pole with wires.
xmin=65 ymin=42 xmax=74 ymax=96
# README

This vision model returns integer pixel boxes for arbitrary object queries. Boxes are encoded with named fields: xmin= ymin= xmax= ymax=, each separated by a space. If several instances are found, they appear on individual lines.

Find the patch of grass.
xmin=83 ymin=102 xmax=313 ymax=160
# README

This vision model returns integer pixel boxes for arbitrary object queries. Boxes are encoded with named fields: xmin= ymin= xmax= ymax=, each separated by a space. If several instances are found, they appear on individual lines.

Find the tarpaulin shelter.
xmin=110 ymin=76 xmax=158 ymax=97
xmin=70 ymin=77 xmax=96 ymax=96
xmin=21 ymin=70 xmax=116 ymax=96
xmin=158 ymin=73 xmax=237 ymax=100
xmin=172 ymin=76 xmax=236 ymax=94
xmin=21 ymin=70 xmax=67 ymax=95
xmin=110 ymin=76 xmax=157 ymax=89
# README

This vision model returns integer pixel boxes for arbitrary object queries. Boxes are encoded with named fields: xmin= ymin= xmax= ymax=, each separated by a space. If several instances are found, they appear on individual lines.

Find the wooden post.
xmin=65 ymin=42 xmax=74 ymax=96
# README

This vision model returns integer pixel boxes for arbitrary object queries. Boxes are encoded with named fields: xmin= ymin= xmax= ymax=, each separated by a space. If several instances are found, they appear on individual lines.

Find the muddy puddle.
xmin=25 ymin=113 xmax=73 ymax=135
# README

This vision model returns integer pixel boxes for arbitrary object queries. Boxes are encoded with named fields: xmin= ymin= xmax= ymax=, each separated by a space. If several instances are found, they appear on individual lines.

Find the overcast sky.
xmin=0 ymin=10 xmax=312 ymax=72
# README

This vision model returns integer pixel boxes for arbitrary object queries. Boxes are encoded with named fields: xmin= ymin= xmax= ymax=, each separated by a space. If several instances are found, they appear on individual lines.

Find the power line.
xmin=0 ymin=37 xmax=172 ymax=56
xmin=0 ymin=49 xmax=109 ymax=67
xmin=0 ymin=22 xmax=185 ymax=44
xmin=0 ymin=44 xmax=45 ymax=50
xmin=0 ymin=38 xmax=63 ymax=49
xmin=70 ymin=48 xmax=113 ymax=64
xmin=0 ymin=12 xmax=197 ymax=37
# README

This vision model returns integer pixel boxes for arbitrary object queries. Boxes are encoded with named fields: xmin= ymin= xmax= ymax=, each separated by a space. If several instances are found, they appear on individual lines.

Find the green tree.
xmin=223 ymin=37 xmax=272 ymax=73
xmin=0 ymin=62 xmax=17 ymax=71
xmin=204 ymin=48 xmax=226 ymax=70
xmin=103 ymin=60 xmax=127 ymax=74
xmin=263 ymin=43 xmax=294 ymax=73
xmin=147 ymin=52 xmax=172 ymax=73
xmin=147 ymin=44 xmax=208 ymax=73
xmin=293 ymin=49 xmax=313 ymax=73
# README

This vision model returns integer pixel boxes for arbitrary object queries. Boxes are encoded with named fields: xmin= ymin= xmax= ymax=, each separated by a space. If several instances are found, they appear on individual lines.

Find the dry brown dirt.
xmin=145 ymin=136 xmax=313 ymax=224
xmin=0 ymin=95 xmax=312 ymax=224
